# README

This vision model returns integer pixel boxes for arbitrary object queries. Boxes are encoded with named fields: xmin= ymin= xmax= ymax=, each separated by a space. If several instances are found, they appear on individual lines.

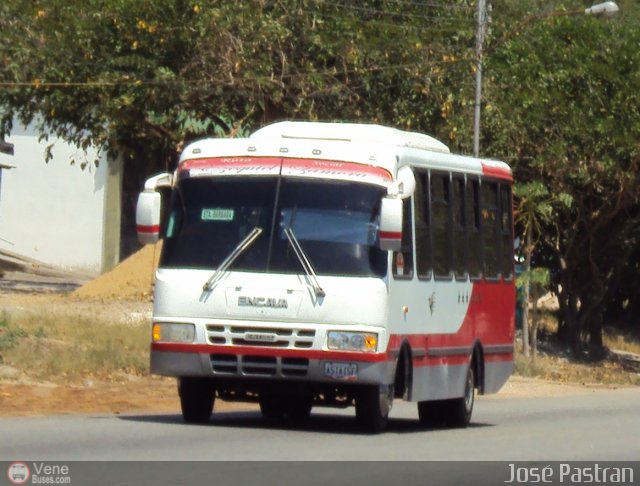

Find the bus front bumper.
xmin=150 ymin=344 xmax=395 ymax=386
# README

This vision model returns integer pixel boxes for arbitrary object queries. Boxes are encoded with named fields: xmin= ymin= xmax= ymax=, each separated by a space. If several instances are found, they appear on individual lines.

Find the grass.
xmin=515 ymin=350 xmax=640 ymax=386
xmin=0 ymin=309 xmax=149 ymax=384
xmin=603 ymin=326 xmax=640 ymax=355
xmin=515 ymin=312 xmax=640 ymax=387
xmin=1 ymin=303 xmax=638 ymax=387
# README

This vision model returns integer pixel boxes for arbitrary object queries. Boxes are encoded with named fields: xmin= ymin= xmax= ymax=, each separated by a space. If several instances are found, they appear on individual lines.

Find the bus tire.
xmin=355 ymin=384 xmax=392 ymax=433
xmin=286 ymin=397 xmax=313 ymax=421
xmin=417 ymin=400 xmax=448 ymax=428
xmin=447 ymin=364 xmax=475 ymax=428
xmin=178 ymin=377 xmax=215 ymax=424
xmin=259 ymin=394 xmax=287 ymax=419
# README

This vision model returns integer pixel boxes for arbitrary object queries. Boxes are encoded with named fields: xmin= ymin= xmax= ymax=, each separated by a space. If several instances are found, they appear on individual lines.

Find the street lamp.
xmin=472 ymin=1 xmax=619 ymax=158
xmin=585 ymin=1 xmax=619 ymax=17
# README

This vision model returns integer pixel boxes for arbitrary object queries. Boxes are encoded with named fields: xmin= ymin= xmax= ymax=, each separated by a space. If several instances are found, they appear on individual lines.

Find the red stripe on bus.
xmin=180 ymin=157 xmax=393 ymax=182
xmin=481 ymin=162 xmax=513 ymax=181
xmin=151 ymin=342 xmax=390 ymax=363
xmin=282 ymin=158 xmax=393 ymax=182
xmin=379 ymin=231 xmax=401 ymax=240
xmin=181 ymin=157 xmax=282 ymax=170
xmin=137 ymin=224 xmax=160 ymax=234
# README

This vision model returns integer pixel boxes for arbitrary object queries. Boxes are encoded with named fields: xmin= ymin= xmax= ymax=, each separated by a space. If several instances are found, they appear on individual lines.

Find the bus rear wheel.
xmin=417 ymin=365 xmax=475 ymax=428
xmin=355 ymin=384 xmax=393 ymax=433
xmin=178 ymin=377 xmax=215 ymax=424
xmin=417 ymin=399 xmax=448 ymax=428
xmin=447 ymin=365 xmax=475 ymax=427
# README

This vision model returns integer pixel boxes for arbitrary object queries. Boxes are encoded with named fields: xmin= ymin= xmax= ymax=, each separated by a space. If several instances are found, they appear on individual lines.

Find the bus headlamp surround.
xmin=152 ymin=323 xmax=195 ymax=343
xmin=327 ymin=331 xmax=378 ymax=352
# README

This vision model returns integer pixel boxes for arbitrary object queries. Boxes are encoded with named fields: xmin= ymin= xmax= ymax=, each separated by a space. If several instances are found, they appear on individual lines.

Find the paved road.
xmin=2 ymin=387 xmax=639 ymax=462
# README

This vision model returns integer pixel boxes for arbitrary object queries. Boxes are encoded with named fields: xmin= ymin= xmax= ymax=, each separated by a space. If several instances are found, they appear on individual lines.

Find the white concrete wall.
xmin=0 ymin=120 xmax=110 ymax=274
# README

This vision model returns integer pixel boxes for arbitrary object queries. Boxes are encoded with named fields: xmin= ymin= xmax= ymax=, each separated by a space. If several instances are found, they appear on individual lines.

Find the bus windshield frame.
xmin=159 ymin=175 xmax=388 ymax=278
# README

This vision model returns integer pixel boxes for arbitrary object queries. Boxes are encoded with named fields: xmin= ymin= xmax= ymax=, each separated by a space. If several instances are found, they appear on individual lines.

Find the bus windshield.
xmin=160 ymin=176 xmax=388 ymax=277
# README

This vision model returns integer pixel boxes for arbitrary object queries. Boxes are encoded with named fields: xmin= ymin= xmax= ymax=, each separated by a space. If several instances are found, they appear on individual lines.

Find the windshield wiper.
xmin=202 ymin=227 xmax=263 ymax=291
xmin=284 ymin=227 xmax=326 ymax=298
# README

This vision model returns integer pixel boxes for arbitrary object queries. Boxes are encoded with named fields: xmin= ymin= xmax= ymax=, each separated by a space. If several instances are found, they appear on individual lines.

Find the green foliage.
xmin=517 ymin=267 xmax=550 ymax=292
xmin=0 ymin=313 xmax=28 ymax=352
xmin=485 ymin=1 xmax=640 ymax=350
xmin=0 ymin=0 xmax=479 ymax=172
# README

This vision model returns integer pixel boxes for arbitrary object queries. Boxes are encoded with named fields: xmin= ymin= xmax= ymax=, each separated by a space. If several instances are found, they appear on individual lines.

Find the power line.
xmin=0 ymin=54 xmax=473 ymax=90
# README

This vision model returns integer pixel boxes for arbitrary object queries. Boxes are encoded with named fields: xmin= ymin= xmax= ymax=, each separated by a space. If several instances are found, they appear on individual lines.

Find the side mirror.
xmin=136 ymin=191 xmax=162 ymax=245
xmin=379 ymin=197 xmax=403 ymax=252
xmin=387 ymin=166 xmax=416 ymax=199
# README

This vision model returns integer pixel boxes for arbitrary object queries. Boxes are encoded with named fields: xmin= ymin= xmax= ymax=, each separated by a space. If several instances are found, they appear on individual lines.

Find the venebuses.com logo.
xmin=6 ymin=462 xmax=71 ymax=484
xmin=7 ymin=462 xmax=30 ymax=485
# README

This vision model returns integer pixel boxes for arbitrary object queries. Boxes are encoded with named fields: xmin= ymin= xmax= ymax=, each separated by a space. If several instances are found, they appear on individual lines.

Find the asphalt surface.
xmin=2 ymin=387 xmax=639 ymax=462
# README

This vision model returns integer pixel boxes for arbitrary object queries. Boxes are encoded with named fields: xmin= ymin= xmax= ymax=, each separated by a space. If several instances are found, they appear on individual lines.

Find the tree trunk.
xmin=588 ymin=311 xmax=605 ymax=357
xmin=521 ymin=227 xmax=532 ymax=357
xmin=530 ymin=288 xmax=539 ymax=362
xmin=558 ymin=290 xmax=582 ymax=353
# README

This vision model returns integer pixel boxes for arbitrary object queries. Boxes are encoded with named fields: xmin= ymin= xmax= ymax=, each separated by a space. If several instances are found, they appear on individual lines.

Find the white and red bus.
xmin=136 ymin=121 xmax=515 ymax=432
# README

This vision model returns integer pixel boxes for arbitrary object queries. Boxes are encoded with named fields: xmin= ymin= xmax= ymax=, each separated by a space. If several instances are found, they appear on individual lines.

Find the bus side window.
xmin=453 ymin=176 xmax=467 ymax=280
xmin=392 ymin=197 xmax=414 ymax=279
xmin=500 ymin=184 xmax=514 ymax=280
xmin=481 ymin=180 xmax=500 ymax=280
xmin=467 ymin=178 xmax=482 ymax=280
xmin=414 ymin=170 xmax=432 ymax=279
xmin=431 ymin=172 xmax=452 ymax=279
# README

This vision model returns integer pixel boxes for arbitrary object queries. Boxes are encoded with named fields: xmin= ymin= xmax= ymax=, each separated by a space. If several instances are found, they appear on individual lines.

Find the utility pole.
xmin=473 ymin=0 xmax=488 ymax=158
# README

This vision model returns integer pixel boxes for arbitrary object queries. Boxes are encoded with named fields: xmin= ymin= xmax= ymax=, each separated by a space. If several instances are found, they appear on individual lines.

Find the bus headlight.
xmin=327 ymin=331 xmax=378 ymax=353
xmin=152 ymin=323 xmax=195 ymax=343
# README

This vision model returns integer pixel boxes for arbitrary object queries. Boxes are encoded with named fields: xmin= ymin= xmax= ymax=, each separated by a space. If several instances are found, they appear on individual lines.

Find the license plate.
xmin=244 ymin=332 xmax=278 ymax=343
xmin=324 ymin=362 xmax=358 ymax=380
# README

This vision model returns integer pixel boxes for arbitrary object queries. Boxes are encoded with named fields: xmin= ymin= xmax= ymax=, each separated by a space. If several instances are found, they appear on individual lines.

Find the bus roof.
xmin=179 ymin=122 xmax=512 ymax=182
xmin=251 ymin=121 xmax=451 ymax=154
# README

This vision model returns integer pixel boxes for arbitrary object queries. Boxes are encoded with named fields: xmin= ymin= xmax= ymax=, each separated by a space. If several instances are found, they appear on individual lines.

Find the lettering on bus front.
xmin=238 ymin=296 xmax=289 ymax=309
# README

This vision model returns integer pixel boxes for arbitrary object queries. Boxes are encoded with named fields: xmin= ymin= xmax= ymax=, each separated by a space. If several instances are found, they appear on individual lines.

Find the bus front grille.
xmin=206 ymin=324 xmax=316 ymax=349
xmin=210 ymin=354 xmax=309 ymax=378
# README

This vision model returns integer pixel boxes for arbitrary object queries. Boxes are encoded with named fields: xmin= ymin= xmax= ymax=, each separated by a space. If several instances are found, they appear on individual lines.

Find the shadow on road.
xmin=119 ymin=410 xmax=494 ymax=435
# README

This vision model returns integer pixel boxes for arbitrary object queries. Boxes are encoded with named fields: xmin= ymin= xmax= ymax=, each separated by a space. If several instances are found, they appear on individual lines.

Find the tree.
xmin=516 ymin=265 xmax=551 ymax=360
xmin=0 ymin=0 xmax=480 ymax=163
xmin=0 ymin=0 xmax=478 ymax=255
xmin=483 ymin=4 xmax=640 ymax=354
xmin=514 ymin=182 xmax=567 ymax=356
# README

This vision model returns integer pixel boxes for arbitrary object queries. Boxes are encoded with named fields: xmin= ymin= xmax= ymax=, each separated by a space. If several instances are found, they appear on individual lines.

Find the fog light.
xmin=152 ymin=323 xmax=195 ymax=343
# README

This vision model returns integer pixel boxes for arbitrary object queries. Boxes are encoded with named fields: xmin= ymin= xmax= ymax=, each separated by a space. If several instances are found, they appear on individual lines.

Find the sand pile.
xmin=73 ymin=243 xmax=162 ymax=301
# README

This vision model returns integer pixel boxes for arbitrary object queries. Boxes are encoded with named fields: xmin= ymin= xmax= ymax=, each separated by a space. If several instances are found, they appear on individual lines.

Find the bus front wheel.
xmin=178 ymin=377 xmax=215 ymax=424
xmin=355 ymin=384 xmax=393 ymax=433
xmin=259 ymin=394 xmax=287 ymax=419
xmin=286 ymin=397 xmax=313 ymax=421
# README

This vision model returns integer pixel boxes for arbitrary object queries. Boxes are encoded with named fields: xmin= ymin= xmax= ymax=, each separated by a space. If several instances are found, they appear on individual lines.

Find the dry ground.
xmin=0 ymin=375 xmax=615 ymax=418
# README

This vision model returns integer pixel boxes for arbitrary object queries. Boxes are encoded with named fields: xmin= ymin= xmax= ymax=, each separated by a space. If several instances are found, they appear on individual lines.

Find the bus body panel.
xmin=153 ymin=270 xmax=389 ymax=327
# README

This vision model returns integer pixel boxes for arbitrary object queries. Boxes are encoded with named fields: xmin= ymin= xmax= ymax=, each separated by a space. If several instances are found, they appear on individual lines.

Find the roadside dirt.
xmin=0 ymin=244 xmax=623 ymax=417
xmin=0 ymin=374 xmax=613 ymax=418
